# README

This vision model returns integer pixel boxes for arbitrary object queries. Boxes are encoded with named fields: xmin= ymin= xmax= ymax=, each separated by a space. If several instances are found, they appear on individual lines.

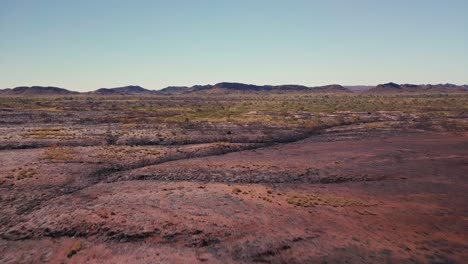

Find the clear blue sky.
xmin=1 ymin=0 xmax=467 ymax=91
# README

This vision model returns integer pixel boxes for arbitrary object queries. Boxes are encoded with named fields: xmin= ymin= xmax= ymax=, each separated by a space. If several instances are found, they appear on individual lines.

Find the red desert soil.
xmin=1 ymin=130 xmax=467 ymax=263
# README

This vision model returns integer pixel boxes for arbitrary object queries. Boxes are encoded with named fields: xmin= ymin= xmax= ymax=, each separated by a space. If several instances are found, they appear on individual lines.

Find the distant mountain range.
xmin=367 ymin=82 xmax=468 ymax=93
xmin=1 ymin=82 xmax=467 ymax=96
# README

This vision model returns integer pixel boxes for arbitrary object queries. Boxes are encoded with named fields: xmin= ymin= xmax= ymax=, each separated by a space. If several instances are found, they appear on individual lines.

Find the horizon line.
xmin=2 ymin=81 xmax=468 ymax=93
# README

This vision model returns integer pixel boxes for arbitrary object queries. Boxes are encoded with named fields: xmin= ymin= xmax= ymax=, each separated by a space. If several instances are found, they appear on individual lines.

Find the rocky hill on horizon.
xmin=0 ymin=86 xmax=78 ymax=96
xmin=157 ymin=82 xmax=351 ymax=94
xmin=367 ymin=82 xmax=468 ymax=93
xmin=89 ymin=85 xmax=156 ymax=95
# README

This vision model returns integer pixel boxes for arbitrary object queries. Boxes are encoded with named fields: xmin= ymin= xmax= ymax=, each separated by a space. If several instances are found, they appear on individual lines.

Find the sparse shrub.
xmin=333 ymin=115 xmax=346 ymax=126
xmin=439 ymin=119 xmax=467 ymax=132
xmin=414 ymin=115 xmax=434 ymax=130
xmin=351 ymin=115 xmax=361 ymax=124
xmin=15 ymin=168 xmax=37 ymax=180
xmin=105 ymin=130 xmax=119 ymax=145
xmin=22 ymin=127 xmax=74 ymax=139
xmin=43 ymin=146 xmax=76 ymax=161
xmin=96 ymin=208 xmax=113 ymax=219
xmin=286 ymin=193 xmax=366 ymax=207
xmin=232 ymin=187 xmax=242 ymax=194
xmin=67 ymin=241 xmax=82 ymax=258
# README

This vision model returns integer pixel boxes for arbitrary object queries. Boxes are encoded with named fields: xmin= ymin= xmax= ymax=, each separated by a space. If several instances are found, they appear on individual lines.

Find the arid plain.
xmin=0 ymin=91 xmax=467 ymax=263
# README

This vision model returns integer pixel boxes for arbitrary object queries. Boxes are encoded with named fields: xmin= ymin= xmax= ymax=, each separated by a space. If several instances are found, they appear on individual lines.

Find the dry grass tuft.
xmin=43 ymin=146 xmax=77 ymax=161
xmin=67 ymin=241 xmax=82 ymax=258
xmin=15 ymin=168 xmax=37 ymax=180
xmin=21 ymin=127 xmax=75 ymax=139
xmin=96 ymin=208 xmax=114 ymax=219
xmin=286 ymin=193 xmax=367 ymax=207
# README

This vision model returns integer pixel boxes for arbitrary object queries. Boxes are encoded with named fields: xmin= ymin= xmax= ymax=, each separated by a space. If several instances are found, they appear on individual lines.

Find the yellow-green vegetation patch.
xmin=15 ymin=168 xmax=37 ymax=180
xmin=120 ymin=123 xmax=140 ymax=129
xmin=43 ymin=146 xmax=77 ymax=161
xmin=91 ymin=146 xmax=162 ymax=160
xmin=21 ymin=127 xmax=76 ymax=140
xmin=286 ymin=193 xmax=367 ymax=207
xmin=364 ymin=122 xmax=391 ymax=130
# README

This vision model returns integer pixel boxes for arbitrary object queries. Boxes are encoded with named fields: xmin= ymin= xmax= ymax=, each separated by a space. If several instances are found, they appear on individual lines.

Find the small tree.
xmin=105 ymin=129 xmax=119 ymax=145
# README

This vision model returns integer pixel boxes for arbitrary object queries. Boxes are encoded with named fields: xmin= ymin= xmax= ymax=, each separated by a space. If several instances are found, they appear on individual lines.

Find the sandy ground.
xmin=0 ymin=129 xmax=467 ymax=263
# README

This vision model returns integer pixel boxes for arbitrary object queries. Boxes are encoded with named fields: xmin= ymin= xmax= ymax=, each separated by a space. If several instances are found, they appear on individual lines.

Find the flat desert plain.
xmin=0 ymin=93 xmax=467 ymax=263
